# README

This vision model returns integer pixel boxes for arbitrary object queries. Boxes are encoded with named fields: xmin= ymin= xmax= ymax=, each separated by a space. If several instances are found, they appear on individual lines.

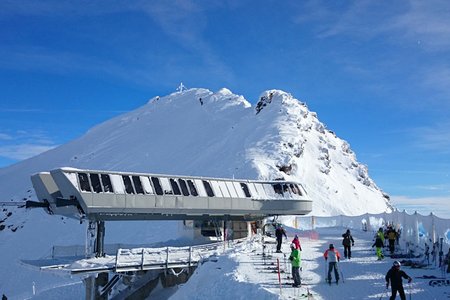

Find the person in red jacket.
xmin=292 ymin=234 xmax=302 ymax=251
xmin=324 ymin=244 xmax=341 ymax=284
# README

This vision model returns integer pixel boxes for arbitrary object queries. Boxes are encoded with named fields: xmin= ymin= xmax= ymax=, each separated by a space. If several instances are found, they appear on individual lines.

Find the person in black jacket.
xmin=372 ymin=235 xmax=385 ymax=260
xmin=385 ymin=261 xmax=412 ymax=300
xmin=342 ymin=229 xmax=355 ymax=259
xmin=275 ymin=224 xmax=287 ymax=253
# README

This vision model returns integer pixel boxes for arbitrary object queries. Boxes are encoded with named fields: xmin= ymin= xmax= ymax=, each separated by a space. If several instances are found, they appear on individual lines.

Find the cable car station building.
xmin=27 ymin=168 xmax=312 ymax=299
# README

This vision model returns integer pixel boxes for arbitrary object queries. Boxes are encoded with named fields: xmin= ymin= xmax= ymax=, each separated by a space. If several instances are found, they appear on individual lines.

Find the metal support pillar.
xmin=95 ymin=220 xmax=105 ymax=258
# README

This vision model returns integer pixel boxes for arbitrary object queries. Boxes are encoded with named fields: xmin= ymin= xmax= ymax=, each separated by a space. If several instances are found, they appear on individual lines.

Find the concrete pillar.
xmin=95 ymin=221 xmax=105 ymax=257
xmin=84 ymin=276 xmax=95 ymax=300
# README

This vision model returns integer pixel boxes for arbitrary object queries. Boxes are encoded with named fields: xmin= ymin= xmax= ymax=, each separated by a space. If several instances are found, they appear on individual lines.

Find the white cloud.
xmin=295 ymin=0 xmax=450 ymax=52
xmin=0 ymin=130 xmax=59 ymax=162
xmin=0 ymin=143 xmax=56 ymax=160
xmin=0 ymin=133 xmax=13 ymax=140
xmin=387 ymin=0 xmax=450 ymax=52
xmin=422 ymin=66 xmax=450 ymax=96
xmin=413 ymin=122 xmax=450 ymax=153
xmin=391 ymin=195 xmax=450 ymax=219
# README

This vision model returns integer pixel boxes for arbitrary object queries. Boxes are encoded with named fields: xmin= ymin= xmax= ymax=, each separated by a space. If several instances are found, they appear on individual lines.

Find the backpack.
xmin=342 ymin=234 xmax=351 ymax=246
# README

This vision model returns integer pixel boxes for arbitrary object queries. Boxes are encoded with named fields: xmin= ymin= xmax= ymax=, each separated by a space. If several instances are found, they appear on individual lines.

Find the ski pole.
xmin=262 ymin=244 xmax=266 ymax=265
xmin=378 ymin=286 xmax=387 ymax=300
xmin=409 ymin=282 xmax=412 ymax=300
xmin=338 ymin=261 xmax=345 ymax=283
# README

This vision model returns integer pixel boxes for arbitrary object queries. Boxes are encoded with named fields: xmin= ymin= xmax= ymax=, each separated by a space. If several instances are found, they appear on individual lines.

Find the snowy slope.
xmin=0 ymin=88 xmax=392 ymax=298
xmin=170 ymin=227 xmax=448 ymax=300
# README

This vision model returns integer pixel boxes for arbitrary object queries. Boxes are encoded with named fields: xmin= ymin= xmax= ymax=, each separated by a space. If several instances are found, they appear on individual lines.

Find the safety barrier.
xmin=295 ymin=210 xmax=450 ymax=252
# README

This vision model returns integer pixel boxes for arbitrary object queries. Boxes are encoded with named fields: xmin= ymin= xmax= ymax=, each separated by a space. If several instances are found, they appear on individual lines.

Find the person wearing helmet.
xmin=377 ymin=227 xmax=386 ymax=244
xmin=387 ymin=226 xmax=397 ymax=255
xmin=385 ymin=261 xmax=412 ymax=300
xmin=289 ymin=242 xmax=301 ymax=287
xmin=292 ymin=234 xmax=302 ymax=251
xmin=323 ymin=244 xmax=341 ymax=284
xmin=372 ymin=233 xmax=385 ymax=260
xmin=342 ymin=229 xmax=355 ymax=259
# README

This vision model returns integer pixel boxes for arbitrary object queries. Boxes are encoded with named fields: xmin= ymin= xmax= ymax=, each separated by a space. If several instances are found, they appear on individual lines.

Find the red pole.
xmin=277 ymin=258 xmax=282 ymax=295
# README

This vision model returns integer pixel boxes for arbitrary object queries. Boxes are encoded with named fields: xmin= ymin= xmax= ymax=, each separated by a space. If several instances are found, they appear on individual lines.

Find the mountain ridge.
xmin=0 ymin=87 xmax=391 ymax=215
xmin=0 ymin=87 xmax=392 ymax=298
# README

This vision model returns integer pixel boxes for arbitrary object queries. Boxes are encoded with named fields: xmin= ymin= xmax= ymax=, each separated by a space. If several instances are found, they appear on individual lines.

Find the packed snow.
xmin=162 ymin=225 xmax=450 ymax=300
xmin=16 ymin=225 xmax=450 ymax=300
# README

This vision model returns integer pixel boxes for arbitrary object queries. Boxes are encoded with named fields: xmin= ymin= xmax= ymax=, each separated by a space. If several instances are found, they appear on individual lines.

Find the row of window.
xmin=76 ymin=172 xmax=302 ymax=199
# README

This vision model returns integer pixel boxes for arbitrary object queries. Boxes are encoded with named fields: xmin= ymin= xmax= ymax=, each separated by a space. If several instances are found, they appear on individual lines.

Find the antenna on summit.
xmin=176 ymin=82 xmax=186 ymax=92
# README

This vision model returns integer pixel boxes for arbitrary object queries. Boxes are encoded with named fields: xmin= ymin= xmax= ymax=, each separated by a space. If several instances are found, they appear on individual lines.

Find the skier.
xmin=289 ymin=243 xmax=301 ymax=287
xmin=323 ymin=244 xmax=341 ymax=284
xmin=387 ymin=226 xmax=397 ymax=254
xmin=372 ymin=234 xmax=384 ymax=260
xmin=292 ymin=234 xmax=302 ymax=251
xmin=445 ymin=248 xmax=450 ymax=273
xmin=385 ymin=261 xmax=412 ymax=300
xmin=377 ymin=227 xmax=386 ymax=247
xmin=342 ymin=229 xmax=355 ymax=259
xmin=275 ymin=224 xmax=287 ymax=253
xmin=424 ymin=243 xmax=430 ymax=265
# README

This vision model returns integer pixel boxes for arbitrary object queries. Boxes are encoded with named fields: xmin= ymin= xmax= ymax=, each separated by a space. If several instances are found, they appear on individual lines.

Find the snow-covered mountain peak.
xmin=0 ymin=87 xmax=391 ymax=215
xmin=0 ymin=87 xmax=394 ymax=298
xmin=147 ymin=88 xmax=250 ymax=111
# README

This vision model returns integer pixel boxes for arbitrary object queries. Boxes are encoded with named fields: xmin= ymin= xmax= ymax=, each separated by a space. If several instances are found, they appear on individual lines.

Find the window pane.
xmin=178 ymin=179 xmax=190 ymax=196
xmin=160 ymin=178 xmax=173 ymax=195
xmin=273 ymin=183 xmax=283 ymax=195
xmin=122 ymin=176 xmax=135 ymax=194
xmin=151 ymin=177 xmax=164 ymax=195
xmin=101 ymin=174 xmax=114 ymax=193
xmin=203 ymin=180 xmax=215 ymax=197
xmin=78 ymin=173 xmax=91 ymax=192
xmin=290 ymin=183 xmax=302 ymax=195
xmin=132 ymin=176 xmax=144 ymax=194
xmin=141 ymin=177 xmax=154 ymax=194
xmin=194 ymin=179 xmax=207 ymax=196
xmin=90 ymin=173 xmax=102 ymax=193
xmin=247 ymin=183 xmax=258 ymax=198
xmin=240 ymin=183 xmax=251 ymax=197
xmin=233 ymin=182 xmax=245 ymax=198
xmin=187 ymin=180 xmax=198 ymax=196
xmin=170 ymin=178 xmax=181 ymax=195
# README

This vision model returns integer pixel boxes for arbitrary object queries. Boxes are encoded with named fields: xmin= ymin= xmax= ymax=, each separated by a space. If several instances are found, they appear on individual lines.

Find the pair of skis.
xmin=290 ymin=287 xmax=314 ymax=299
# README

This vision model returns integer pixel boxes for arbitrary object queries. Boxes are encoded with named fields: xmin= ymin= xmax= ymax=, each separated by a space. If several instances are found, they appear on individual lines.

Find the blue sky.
xmin=0 ymin=0 xmax=449 ymax=216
